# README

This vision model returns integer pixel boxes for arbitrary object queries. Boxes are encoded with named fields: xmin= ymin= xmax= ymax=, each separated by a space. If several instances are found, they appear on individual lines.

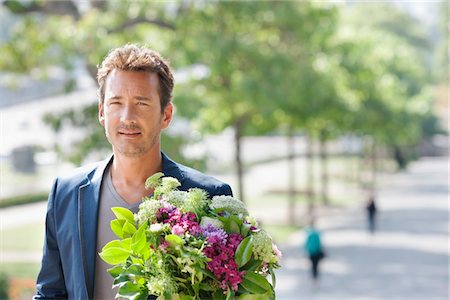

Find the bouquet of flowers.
xmin=99 ymin=173 xmax=282 ymax=300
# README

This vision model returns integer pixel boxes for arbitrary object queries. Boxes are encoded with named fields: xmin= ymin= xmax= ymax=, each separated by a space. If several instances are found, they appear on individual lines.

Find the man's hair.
xmin=97 ymin=44 xmax=174 ymax=111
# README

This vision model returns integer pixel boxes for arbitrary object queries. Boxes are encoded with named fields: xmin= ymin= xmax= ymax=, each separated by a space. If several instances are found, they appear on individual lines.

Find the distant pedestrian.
xmin=366 ymin=194 xmax=377 ymax=234
xmin=304 ymin=219 xmax=325 ymax=282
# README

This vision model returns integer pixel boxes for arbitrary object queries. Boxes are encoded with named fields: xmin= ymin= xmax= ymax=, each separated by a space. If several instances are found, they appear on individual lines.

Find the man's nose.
xmin=120 ymin=105 xmax=137 ymax=124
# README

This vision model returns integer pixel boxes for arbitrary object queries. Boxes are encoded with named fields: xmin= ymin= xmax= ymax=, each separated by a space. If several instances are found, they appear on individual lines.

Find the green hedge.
xmin=0 ymin=192 xmax=48 ymax=208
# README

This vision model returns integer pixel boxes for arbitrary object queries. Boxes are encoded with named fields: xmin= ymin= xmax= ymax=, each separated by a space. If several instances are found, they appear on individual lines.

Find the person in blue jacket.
xmin=304 ymin=219 xmax=325 ymax=282
xmin=34 ymin=44 xmax=232 ymax=300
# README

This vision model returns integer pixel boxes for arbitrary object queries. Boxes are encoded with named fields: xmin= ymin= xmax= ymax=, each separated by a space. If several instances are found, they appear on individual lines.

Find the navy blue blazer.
xmin=34 ymin=153 xmax=232 ymax=299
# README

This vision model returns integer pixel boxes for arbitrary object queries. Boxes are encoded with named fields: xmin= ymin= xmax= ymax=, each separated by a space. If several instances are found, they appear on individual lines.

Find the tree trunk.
xmin=319 ymin=130 xmax=329 ymax=205
xmin=287 ymin=125 xmax=296 ymax=225
xmin=305 ymin=133 xmax=315 ymax=217
xmin=370 ymin=138 xmax=377 ymax=195
xmin=233 ymin=122 xmax=245 ymax=203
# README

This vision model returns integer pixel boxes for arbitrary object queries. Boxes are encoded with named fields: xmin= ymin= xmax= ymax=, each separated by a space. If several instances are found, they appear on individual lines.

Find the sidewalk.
xmin=275 ymin=157 xmax=449 ymax=300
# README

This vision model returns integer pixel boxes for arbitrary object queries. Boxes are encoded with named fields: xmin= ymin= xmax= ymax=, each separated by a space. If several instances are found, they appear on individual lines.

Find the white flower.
xmin=164 ymin=190 xmax=188 ymax=208
xmin=150 ymin=223 xmax=163 ymax=232
xmin=135 ymin=200 xmax=163 ymax=225
xmin=252 ymin=230 xmax=279 ymax=264
xmin=200 ymin=216 xmax=224 ymax=229
xmin=210 ymin=195 xmax=248 ymax=216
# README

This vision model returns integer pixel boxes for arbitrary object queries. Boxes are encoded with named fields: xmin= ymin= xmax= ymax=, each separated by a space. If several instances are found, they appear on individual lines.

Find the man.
xmin=34 ymin=44 xmax=232 ymax=299
xmin=366 ymin=194 xmax=377 ymax=234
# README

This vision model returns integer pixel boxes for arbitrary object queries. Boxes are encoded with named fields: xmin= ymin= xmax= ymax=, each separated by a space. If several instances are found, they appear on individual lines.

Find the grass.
xmin=263 ymin=224 xmax=301 ymax=245
xmin=1 ymin=223 xmax=45 ymax=251
xmin=1 ymin=222 xmax=44 ymax=297
xmin=0 ymin=193 xmax=48 ymax=208
xmin=1 ymin=263 xmax=41 ymax=280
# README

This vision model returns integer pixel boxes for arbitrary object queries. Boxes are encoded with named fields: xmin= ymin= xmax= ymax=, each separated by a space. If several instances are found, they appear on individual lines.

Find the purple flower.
xmin=201 ymin=223 xmax=227 ymax=244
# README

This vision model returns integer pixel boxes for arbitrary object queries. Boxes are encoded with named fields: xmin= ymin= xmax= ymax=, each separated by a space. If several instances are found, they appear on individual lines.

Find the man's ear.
xmin=161 ymin=103 xmax=173 ymax=129
xmin=98 ymin=101 xmax=105 ymax=126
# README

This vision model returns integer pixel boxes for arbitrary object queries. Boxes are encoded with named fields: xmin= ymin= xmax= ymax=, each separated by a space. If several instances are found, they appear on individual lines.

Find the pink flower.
xmin=203 ymin=232 xmax=245 ymax=292
xmin=272 ymin=244 xmax=282 ymax=258
xmin=158 ymin=240 xmax=169 ymax=253
xmin=172 ymin=224 xmax=185 ymax=235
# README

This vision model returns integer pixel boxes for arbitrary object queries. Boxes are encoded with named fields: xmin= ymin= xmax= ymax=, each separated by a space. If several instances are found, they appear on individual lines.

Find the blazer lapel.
xmin=78 ymin=156 xmax=112 ymax=298
xmin=162 ymin=152 xmax=184 ymax=182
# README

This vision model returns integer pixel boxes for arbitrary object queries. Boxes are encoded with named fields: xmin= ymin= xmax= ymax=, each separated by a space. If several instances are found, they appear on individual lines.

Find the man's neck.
xmin=110 ymin=150 xmax=163 ymax=203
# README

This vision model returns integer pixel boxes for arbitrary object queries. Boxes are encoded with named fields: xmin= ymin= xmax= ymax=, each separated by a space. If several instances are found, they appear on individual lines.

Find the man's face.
xmin=99 ymin=69 xmax=173 ymax=158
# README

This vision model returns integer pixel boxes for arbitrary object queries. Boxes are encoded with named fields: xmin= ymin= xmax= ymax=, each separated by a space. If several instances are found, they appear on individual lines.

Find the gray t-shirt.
xmin=93 ymin=165 xmax=142 ymax=300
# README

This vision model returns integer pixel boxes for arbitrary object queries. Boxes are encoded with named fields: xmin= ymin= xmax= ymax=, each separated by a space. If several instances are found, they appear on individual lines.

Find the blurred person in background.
xmin=304 ymin=218 xmax=325 ymax=284
xmin=33 ymin=44 xmax=232 ymax=300
xmin=366 ymin=193 xmax=378 ymax=234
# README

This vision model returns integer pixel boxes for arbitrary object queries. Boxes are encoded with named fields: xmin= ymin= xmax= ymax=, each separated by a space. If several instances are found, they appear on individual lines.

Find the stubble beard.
xmin=105 ymin=127 xmax=161 ymax=158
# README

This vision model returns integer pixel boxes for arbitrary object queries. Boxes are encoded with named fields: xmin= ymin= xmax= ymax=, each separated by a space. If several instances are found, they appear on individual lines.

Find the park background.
xmin=0 ymin=0 xmax=448 ymax=299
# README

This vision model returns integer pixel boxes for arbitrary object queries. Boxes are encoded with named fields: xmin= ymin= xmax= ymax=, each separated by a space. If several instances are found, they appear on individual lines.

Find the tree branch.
xmin=3 ymin=0 xmax=80 ymax=20
xmin=107 ymin=16 xmax=176 ymax=33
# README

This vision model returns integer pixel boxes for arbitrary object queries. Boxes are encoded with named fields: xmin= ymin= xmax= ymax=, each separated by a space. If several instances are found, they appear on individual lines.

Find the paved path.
xmin=275 ymin=157 xmax=449 ymax=300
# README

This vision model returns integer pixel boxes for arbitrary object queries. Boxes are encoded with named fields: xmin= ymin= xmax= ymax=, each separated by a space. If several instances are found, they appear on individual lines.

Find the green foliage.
xmin=2 ymin=1 xmax=442 ymax=184
xmin=0 ymin=192 xmax=48 ymax=208
xmin=0 ymin=272 xmax=9 ymax=300
xmin=235 ymin=236 xmax=253 ymax=268
xmin=239 ymin=272 xmax=273 ymax=295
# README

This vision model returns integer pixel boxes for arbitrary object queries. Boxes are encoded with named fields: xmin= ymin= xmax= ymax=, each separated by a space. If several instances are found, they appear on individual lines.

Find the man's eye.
xmin=137 ymin=102 xmax=148 ymax=106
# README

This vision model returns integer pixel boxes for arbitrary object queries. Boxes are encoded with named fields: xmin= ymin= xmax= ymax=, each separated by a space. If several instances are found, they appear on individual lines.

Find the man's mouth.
xmin=118 ymin=131 xmax=141 ymax=136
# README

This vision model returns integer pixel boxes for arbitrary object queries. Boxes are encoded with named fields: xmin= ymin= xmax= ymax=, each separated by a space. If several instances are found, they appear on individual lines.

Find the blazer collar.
xmin=162 ymin=152 xmax=185 ymax=182
xmin=78 ymin=155 xmax=112 ymax=299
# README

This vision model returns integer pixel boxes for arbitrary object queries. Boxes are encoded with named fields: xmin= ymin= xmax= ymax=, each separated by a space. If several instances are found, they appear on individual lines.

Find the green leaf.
xmin=101 ymin=240 xmax=123 ymax=251
xmin=135 ymin=290 xmax=149 ymax=300
xmin=145 ymin=172 xmax=164 ymax=190
xmin=242 ymin=258 xmax=262 ymax=272
xmin=99 ymin=247 xmax=131 ymax=265
xmin=199 ymin=282 xmax=215 ymax=291
xmin=165 ymin=234 xmax=184 ymax=247
xmin=111 ymin=219 xmax=125 ymax=239
xmin=241 ymin=223 xmax=251 ymax=237
xmin=238 ymin=293 xmax=270 ymax=300
xmin=228 ymin=215 xmax=243 ymax=234
xmin=125 ymin=264 xmax=143 ymax=276
xmin=131 ymin=224 xmax=147 ymax=253
xmin=225 ymin=288 xmax=234 ymax=300
xmin=142 ymin=245 xmax=151 ymax=261
xmin=212 ymin=290 xmax=227 ymax=300
xmin=107 ymin=265 xmax=124 ymax=279
xmin=113 ymin=274 xmax=131 ymax=288
xmin=122 ymin=221 xmax=137 ymax=237
xmin=112 ymin=207 xmax=135 ymax=224
xmin=235 ymin=236 xmax=253 ymax=268
xmin=117 ymin=281 xmax=141 ymax=298
xmin=269 ymin=267 xmax=276 ymax=289
xmin=240 ymin=272 xmax=272 ymax=294
xmin=229 ymin=218 xmax=241 ymax=234
xmin=121 ymin=238 xmax=132 ymax=250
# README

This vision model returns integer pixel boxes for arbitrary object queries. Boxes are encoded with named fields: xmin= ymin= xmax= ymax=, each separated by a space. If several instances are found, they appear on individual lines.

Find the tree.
xmin=332 ymin=21 xmax=432 ymax=191
xmin=173 ymin=2 xmax=304 ymax=202
xmin=1 ymin=0 xmax=209 ymax=167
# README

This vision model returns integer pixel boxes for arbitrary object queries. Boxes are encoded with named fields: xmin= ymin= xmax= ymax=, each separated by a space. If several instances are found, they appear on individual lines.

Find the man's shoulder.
xmin=162 ymin=152 xmax=232 ymax=196
xmin=57 ymin=160 xmax=105 ymax=187
xmin=176 ymin=163 xmax=232 ymax=197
